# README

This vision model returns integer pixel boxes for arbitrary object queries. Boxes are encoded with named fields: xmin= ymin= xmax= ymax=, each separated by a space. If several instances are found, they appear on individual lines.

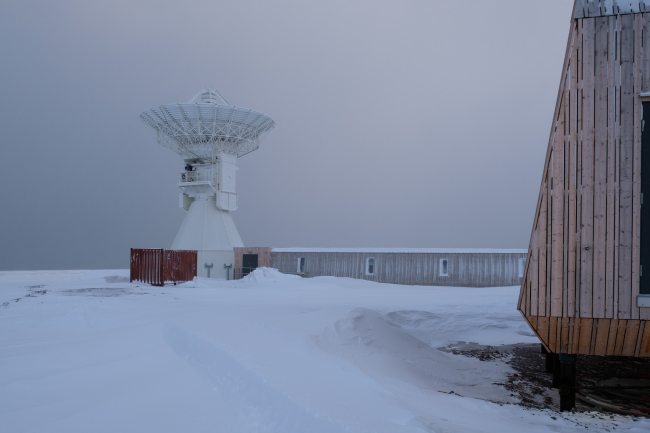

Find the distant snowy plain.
xmin=1 ymin=268 xmax=648 ymax=432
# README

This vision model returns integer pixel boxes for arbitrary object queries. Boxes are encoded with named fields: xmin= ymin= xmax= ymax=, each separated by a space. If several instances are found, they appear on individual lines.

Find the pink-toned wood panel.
xmin=519 ymin=11 xmax=650 ymax=356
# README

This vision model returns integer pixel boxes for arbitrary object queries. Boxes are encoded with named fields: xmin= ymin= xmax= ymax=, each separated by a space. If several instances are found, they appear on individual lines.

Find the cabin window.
xmin=297 ymin=257 xmax=306 ymax=274
xmin=439 ymin=258 xmax=448 ymax=276
xmin=518 ymin=258 xmax=526 ymax=278
xmin=366 ymin=257 xmax=376 ymax=275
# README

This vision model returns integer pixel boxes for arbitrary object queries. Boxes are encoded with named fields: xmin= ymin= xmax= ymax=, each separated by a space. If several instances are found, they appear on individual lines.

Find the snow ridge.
xmin=162 ymin=322 xmax=345 ymax=433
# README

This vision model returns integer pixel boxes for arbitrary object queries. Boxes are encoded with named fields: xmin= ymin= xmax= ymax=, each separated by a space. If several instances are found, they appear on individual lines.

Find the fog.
xmin=0 ymin=0 xmax=573 ymax=270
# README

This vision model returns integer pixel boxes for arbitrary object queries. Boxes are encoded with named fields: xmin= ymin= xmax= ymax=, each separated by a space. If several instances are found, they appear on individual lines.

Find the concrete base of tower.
xmin=171 ymin=195 xmax=243 ymax=279
xmin=197 ymin=250 xmax=235 ymax=279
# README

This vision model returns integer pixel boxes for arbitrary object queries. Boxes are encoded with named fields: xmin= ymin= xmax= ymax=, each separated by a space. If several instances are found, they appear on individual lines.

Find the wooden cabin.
xmin=518 ymin=0 xmax=650 ymax=360
xmin=235 ymin=247 xmax=527 ymax=287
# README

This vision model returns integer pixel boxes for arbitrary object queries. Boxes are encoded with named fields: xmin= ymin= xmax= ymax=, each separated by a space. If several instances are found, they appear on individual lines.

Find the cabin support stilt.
xmin=559 ymin=354 xmax=577 ymax=412
xmin=552 ymin=354 xmax=561 ymax=389
xmin=541 ymin=345 xmax=554 ymax=373
xmin=545 ymin=351 xmax=554 ymax=374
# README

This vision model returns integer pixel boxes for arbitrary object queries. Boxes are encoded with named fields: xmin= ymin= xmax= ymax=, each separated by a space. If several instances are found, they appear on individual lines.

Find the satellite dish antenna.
xmin=140 ymin=88 xmax=275 ymax=278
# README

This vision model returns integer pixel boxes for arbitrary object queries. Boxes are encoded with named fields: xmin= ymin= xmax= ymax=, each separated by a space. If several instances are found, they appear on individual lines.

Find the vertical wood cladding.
xmin=271 ymin=252 xmax=526 ymax=287
xmin=518 ymin=7 xmax=650 ymax=356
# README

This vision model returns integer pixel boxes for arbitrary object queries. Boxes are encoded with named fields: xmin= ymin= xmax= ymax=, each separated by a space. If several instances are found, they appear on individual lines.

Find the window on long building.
xmin=518 ymin=258 xmax=526 ymax=278
xmin=366 ymin=257 xmax=375 ymax=275
xmin=297 ymin=257 xmax=305 ymax=274
xmin=439 ymin=258 xmax=448 ymax=276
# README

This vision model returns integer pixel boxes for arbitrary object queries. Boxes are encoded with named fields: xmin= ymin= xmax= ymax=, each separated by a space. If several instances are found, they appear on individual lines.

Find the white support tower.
xmin=140 ymin=89 xmax=275 ymax=278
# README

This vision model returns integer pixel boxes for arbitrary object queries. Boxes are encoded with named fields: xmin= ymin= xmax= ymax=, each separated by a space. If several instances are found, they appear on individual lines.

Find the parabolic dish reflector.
xmin=140 ymin=99 xmax=275 ymax=159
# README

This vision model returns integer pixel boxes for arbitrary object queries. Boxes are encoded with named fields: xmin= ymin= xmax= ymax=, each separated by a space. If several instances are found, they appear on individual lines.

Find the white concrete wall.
xmin=197 ymin=250 xmax=235 ymax=279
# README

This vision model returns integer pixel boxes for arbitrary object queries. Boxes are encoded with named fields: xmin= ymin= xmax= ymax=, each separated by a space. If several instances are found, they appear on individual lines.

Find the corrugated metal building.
xmin=234 ymin=248 xmax=527 ymax=287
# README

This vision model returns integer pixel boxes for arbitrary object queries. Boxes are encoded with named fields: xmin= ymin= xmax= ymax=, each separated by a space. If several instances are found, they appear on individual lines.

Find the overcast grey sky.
xmin=0 ymin=0 xmax=573 ymax=270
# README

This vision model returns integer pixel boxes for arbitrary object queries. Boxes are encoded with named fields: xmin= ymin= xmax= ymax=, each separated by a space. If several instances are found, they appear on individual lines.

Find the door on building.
xmin=242 ymin=254 xmax=259 ymax=277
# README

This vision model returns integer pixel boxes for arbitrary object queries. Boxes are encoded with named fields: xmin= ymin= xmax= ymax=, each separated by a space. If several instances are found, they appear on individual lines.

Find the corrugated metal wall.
xmin=271 ymin=252 xmax=526 ymax=287
xmin=130 ymin=249 xmax=197 ymax=286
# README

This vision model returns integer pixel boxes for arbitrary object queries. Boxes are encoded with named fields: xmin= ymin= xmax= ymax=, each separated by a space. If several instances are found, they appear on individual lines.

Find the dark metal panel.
xmin=640 ymin=102 xmax=650 ymax=294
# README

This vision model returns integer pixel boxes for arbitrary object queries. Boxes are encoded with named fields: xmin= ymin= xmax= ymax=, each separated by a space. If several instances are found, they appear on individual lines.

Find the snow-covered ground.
xmin=1 ymin=268 xmax=647 ymax=433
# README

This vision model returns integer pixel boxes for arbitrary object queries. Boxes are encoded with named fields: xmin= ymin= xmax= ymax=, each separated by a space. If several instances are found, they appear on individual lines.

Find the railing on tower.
xmin=178 ymin=170 xmax=216 ymax=185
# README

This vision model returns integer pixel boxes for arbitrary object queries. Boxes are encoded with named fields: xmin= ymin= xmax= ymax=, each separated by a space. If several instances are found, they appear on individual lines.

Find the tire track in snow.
xmin=162 ymin=322 xmax=346 ymax=433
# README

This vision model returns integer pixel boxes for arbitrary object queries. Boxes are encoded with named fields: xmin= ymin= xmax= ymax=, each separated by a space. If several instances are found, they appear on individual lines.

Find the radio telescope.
xmin=140 ymin=88 xmax=275 ymax=278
